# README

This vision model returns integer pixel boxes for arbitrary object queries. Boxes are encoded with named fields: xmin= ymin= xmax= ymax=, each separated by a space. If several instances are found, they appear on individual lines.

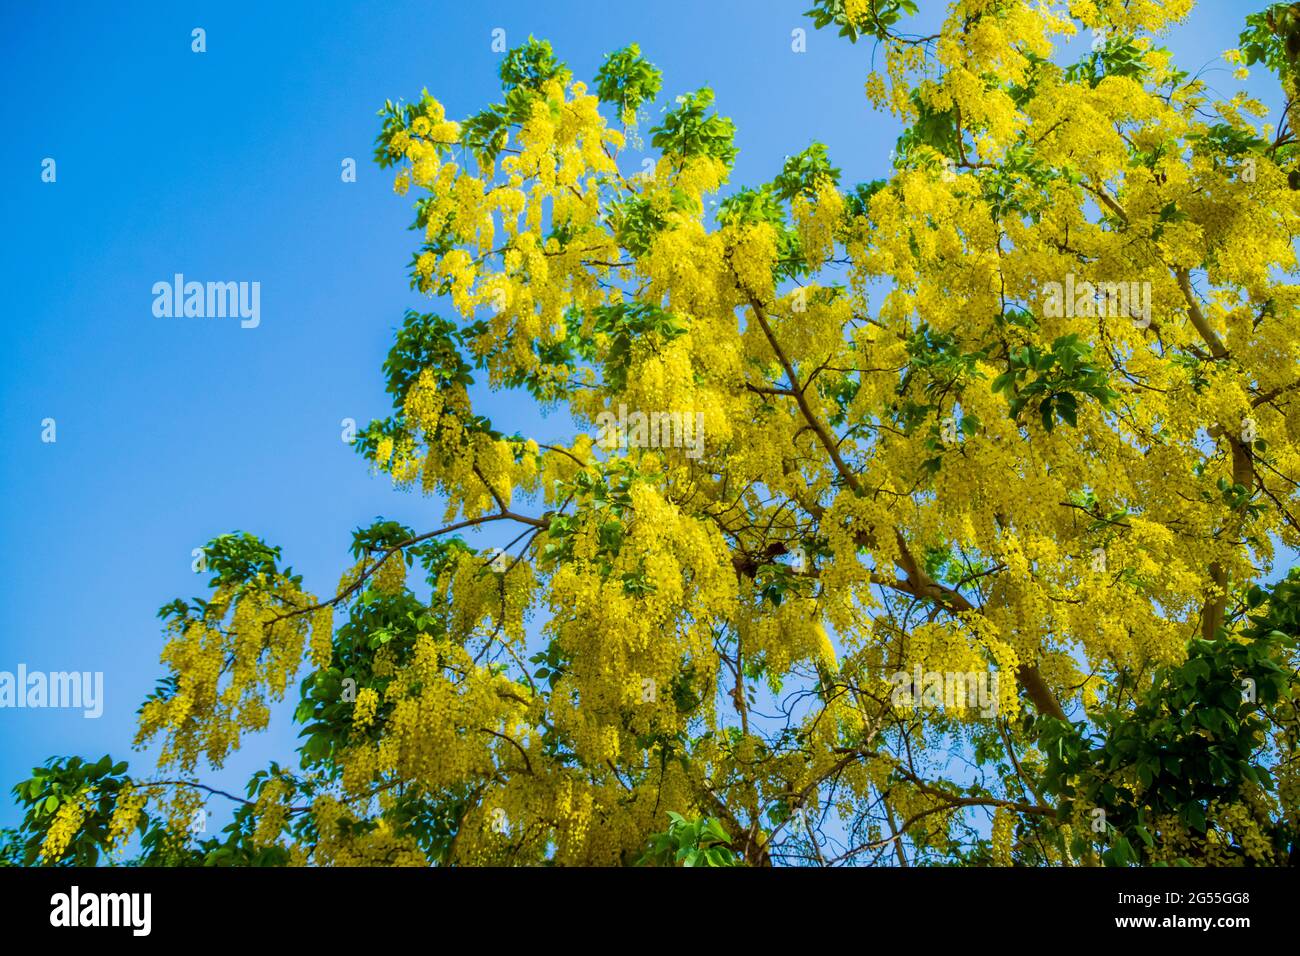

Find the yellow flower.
xmin=353 ymin=687 xmax=380 ymax=730
xmin=40 ymin=793 xmax=89 ymax=862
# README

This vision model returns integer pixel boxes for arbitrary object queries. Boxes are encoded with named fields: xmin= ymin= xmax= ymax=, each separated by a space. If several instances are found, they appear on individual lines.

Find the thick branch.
xmin=1175 ymin=268 xmax=1228 ymax=360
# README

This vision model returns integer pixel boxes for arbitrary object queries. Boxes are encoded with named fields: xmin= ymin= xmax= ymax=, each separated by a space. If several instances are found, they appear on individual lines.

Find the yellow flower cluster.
xmin=39 ymin=793 xmax=89 ymax=862
xmin=137 ymin=577 xmax=316 ymax=772
xmin=991 ymin=807 xmax=1015 ymax=866
xmin=120 ymin=5 xmax=1300 ymax=865
xmin=106 ymin=784 xmax=147 ymax=852
xmin=352 ymin=687 xmax=379 ymax=731
xmin=251 ymin=778 xmax=291 ymax=848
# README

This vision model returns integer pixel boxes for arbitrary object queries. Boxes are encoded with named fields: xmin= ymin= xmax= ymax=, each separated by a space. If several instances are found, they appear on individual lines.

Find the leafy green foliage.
xmin=638 ymin=812 xmax=742 ymax=866
xmin=979 ymin=141 xmax=1072 ymax=221
xmin=7 ymin=756 xmax=131 ymax=866
xmin=297 ymin=586 xmax=449 ymax=767
xmin=609 ymin=190 xmax=695 ymax=257
xmin=991 ymin=334 xmax=1119 ymax=432
xmin=200 ymin=532 xmax=293 ymax=590
xmin=355 ymin=311 xmax=509 ymax=462
xmin=384 ymin=38 xmax=570 ymax=171
xmin=894 ymin=89 xmax=961 ymax=167
xmin=1239 ymin=3 xmax=1300 ymax=87
xmin=157 ymin=532 xmax=298 ymax=626
xmin=1064 ymin=34 xmax=1150 ymax=89
xmin=773 ymin=142 xmax=841 ymax=201
xmin=499 ymin=36 xmax=570 ymax=94
xmin=584 ymin=301 xmax=687 ymax=391
xmin=373 ymin=91 xmax=441 ymax=169
xmin=1187 ymin=123 xmax=1271 ymax=161
xmin=1038 ymin=569 xmax=1300 ymax=865
xmin=716 ymin=185 xmax=809 ymax=280
xmin=842 ymin=179 xmax=888 ymax=220
xmin=594 ymin=43 xmax=663 ymax=116
xmin=382 ymin=311 xmax=475 ymax=407
xmin=540 ymin=461 xmax=662 ymax=599
xmin=649 ymin=88 xmax=738 ymax=167
xmin=804 ymin=0 xmax=919 ymax=43
xmin=1238 ymin=2 xmax=1300 ymax=187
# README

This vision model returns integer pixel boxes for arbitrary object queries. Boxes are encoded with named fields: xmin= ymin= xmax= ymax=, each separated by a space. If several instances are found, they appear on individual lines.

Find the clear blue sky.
xmin=0 ymin=1 xmax=1277 ymax=830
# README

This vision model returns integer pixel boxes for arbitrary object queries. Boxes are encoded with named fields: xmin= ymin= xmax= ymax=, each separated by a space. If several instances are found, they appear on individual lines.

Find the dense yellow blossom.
xmin=26 ymin=5 xmax=1296 ymax=869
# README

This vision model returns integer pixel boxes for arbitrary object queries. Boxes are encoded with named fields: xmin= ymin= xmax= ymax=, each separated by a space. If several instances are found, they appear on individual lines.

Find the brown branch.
xmin=1083 ymin=181 xmax=1129 ymax=224
xmin=478 ymin=728 xmax=534 ymax=775
xmin=1175 ymin=268 xmax=1228 ymax=360
xmin=265 ymin=510 xmax=548 ymax=626
xmin=1253 ymin=380 xmax=1300 ymax=407
xmin=747 ymin=295 xmax=867 ymax=498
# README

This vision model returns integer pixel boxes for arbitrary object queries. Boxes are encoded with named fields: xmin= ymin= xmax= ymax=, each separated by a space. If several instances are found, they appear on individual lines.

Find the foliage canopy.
xmin=7 ymin=0 xmax=1300 ymax=867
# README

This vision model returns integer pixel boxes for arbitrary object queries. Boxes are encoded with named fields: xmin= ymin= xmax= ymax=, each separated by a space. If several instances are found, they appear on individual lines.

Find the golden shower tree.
xmin=6 ymin=0 xmax=1300 ymax=867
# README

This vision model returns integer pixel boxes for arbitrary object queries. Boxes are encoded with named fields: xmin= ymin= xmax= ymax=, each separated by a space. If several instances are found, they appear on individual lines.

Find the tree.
xmin=5 ymin=1 xmax=1300 ymax=867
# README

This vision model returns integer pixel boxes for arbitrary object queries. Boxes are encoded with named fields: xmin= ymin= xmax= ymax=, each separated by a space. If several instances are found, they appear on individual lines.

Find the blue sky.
xmin=0 ymin=0 xmax=1280 ymax=831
